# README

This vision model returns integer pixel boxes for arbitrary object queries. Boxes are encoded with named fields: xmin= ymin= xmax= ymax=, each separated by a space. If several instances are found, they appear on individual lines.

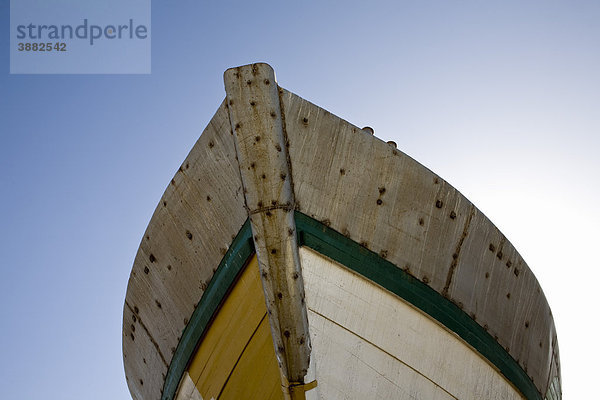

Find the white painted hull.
xmin=302 ymin=247 xmax=522 ymax=400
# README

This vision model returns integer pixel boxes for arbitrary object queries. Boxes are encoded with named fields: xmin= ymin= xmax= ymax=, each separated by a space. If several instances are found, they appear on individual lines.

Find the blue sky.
xmin=1 ymin=1 xmax=599 ymax=398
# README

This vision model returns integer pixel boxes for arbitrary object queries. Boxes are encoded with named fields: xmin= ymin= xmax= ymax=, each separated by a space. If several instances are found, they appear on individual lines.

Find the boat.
xmin=122 ymin=63 xmax=561 ymax=400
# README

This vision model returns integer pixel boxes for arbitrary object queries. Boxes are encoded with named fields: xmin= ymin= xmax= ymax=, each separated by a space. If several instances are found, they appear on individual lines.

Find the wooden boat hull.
xmin=122 ymin=64 xmax=561 ymax=400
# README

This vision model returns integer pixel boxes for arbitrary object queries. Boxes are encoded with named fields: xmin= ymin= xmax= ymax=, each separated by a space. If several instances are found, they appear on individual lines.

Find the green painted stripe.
xmin=294 ymin=211 xmax=541 ymax=400
xmin=161 ymin=219 xmax=254 ymax=400
xmin=162 ymin=212 xmax=540 ymax=400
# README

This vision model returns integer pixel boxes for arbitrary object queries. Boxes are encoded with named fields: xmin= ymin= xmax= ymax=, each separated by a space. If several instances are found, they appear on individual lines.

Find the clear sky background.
xmin=1 ymin=1 xmax=598 ymax=398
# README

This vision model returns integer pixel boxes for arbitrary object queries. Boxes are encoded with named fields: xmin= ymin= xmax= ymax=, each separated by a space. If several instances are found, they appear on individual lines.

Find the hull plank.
xmin=123 ymin=100 xmax=247 ymax=400
xmin=301 ymin=247 xmax=523 ymax=400
xmin=185 ymin=255 xmax=283 ymax=400
xmin=218 ymin=317 xmax=285 ymax=400
xmin=280 ymin=88 xmax=557 ymax=393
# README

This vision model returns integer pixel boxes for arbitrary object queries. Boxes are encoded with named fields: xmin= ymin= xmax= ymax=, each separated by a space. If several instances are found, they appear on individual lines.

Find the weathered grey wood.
xmin=123 ymin=65 xmax=560 ymax=400
xmin=224 ymin=63 xmax=311 ymax=390
xmin=280 ymin=88 xmax=559 ymax=397
xmin=123 ymin=301 xmax=169 ymax=400
xmin=449 ymin=215 xmax=556 ymax=390
xmin=544 ymin=334 xmax=561 ymax=399
xmin=123 ymin=101 xmax=247 ymax=400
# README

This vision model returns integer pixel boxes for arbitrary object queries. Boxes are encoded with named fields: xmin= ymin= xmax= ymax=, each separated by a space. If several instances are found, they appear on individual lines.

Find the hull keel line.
xmin=224 ymin=63 xmax=312 ymax=400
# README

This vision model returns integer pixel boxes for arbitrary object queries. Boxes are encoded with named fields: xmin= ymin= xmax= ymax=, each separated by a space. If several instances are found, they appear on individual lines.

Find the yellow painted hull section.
xmin=185 ymin=256 xmax=283 ymax=400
